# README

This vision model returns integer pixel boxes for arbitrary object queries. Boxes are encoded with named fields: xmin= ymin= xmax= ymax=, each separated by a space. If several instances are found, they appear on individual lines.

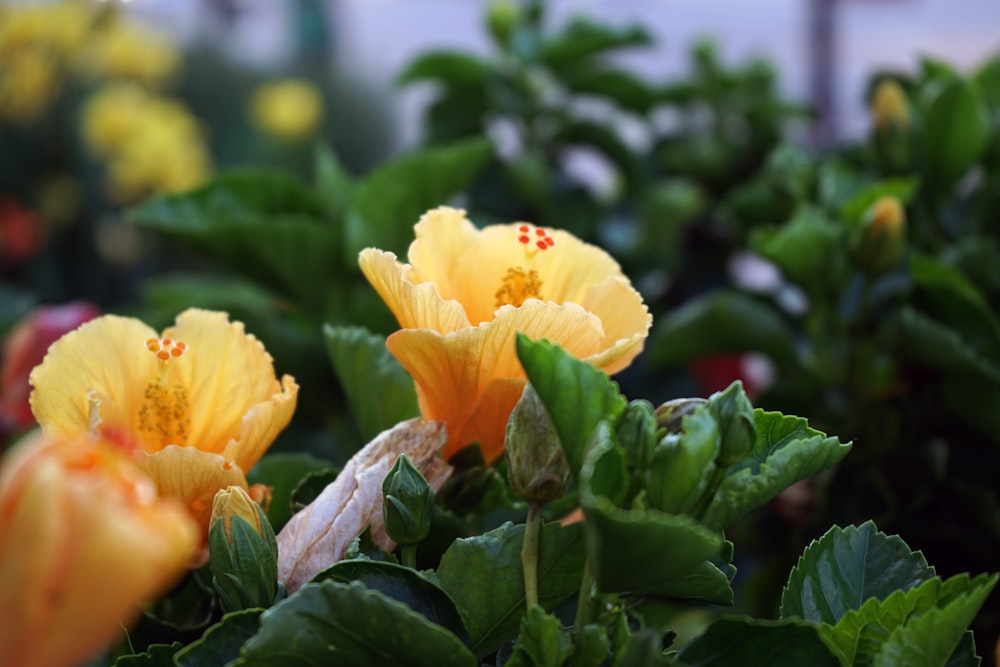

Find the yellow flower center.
xmin=138 ymin=337 xmax=191 ymax=448
xmin=494 ymin=224 xmax=555 ymax=309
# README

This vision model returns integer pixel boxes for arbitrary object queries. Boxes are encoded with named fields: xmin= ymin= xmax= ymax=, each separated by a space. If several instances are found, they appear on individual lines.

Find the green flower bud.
xmin=505 ymin=383 xmax=569 ymax=504
xmin=616 ymin=399 xmax=659 ymax=470
xmin=707 ymin=380 xmax=757 ymax=466
xmin=871 ymin=80 xmax=910 ymax=133
xmin=382 ymin=454 xmax=436 ymax=545
xmin=487 ymin=0 xmax=519 ymax=47
xmin=643 ymin=406 xmax=720 ymax=515
xmin=208 ymin=485 xmax=280 ymax=613
xmin=851 ymin=196 xmax=907 ymax=276
xmin=654 ymin=397 xmax=708 ymax=434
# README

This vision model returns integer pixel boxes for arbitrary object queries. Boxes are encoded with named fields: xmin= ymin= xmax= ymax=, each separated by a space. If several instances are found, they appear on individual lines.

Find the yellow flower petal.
xmin=406 ymin=207 xmax=480 ymax=298
xmin=29 ymin=314 xmax=158 ymax=438
xmin=359 ymin=248 xmax=471 ymax=333
xmin=220 ymin=374 xmax=299 ymax=472
xmin=581 ymin=277 xmax=652 ymax=374
xmin=462 ymin=377 xmax=527 ymax=463
xmin=137 ymin=445 xmax=250 ymax=534
xmin=387 ymin=300 xmax=606 ymax=461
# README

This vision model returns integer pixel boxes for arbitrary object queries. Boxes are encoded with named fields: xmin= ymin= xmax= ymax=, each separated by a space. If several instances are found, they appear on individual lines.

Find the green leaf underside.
xmin=231 ymin=580 xmax=475 ymax=667
xmin=678 ymin=618 xmax=839 ymax=666
xmin=174 ymin=609 xmax=263 ymax=667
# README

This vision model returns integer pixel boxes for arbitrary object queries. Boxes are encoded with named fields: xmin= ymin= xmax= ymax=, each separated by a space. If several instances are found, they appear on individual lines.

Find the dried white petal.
xmin=276 ymin=418 xmax=451 ymax=591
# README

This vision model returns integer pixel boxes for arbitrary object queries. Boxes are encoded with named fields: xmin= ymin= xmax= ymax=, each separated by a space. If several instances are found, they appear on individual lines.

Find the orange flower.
xmin=29 ymin=308 xmax=299 ymax=533
xmin=0 ymin=432 xmax=199 ymax=667
xmin=359 ymin=207 xmax=651 ymax=462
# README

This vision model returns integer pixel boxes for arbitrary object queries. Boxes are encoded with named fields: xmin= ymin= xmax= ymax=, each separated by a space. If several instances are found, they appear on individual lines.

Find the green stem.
xmin=401 ymin=544 xmax=417 ymax=570
xmin=521 ymin=502 xmax=544 ymax=610
xmin=573 ymin=558 xmax=594 ymax=633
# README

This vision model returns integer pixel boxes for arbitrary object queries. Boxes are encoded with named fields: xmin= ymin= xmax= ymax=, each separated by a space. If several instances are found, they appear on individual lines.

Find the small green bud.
xmin=208 ymin=485 xmax=280 ymax=613
xmin=643 ymin=407 xmax=720 ymax=515
xmin=505 ymin=383 xmax=569 ymax=504
xmin=616 ymin=400 xmax=659 ymax=470
xmin=654 ymin=397 xmax=708 ymax=434
xmin=851 ymin=196 xmax=907 ymax=276
xmin=707 ymin=381 xmax=757 ymax=466
xmin=487 ymin=0 xmax=519 ymax=47
xmin=382 ymin=454 xmax=435 ymax=545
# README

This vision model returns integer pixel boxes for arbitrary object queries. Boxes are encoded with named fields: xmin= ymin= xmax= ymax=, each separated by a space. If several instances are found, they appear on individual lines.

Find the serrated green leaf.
xmin=700 ymin=410 xmax=852 ymax=531
xmin=943 ymin=631 xmax=980 ymax=667
xmin=649 ymin=291 xmax=797 ymax=368
xmin=677 ymin=618 xmax=839 ymax=666
xmin=311 ymin=560 xmax=466 ymax=641
xmin=817 ymin=573 xmax=995 ymax=667
xmin=889 ymin=307 xmax=1000 ymax=383
xmin=504 ymin=606 xmax=574 ymax=667
xmin=542 ymin=19 xmax=652 ymax=69
xmin=873 ymin=575 xmax=996 ymax=667
xmin=346 ymin=138 xmax=493 ymax=258
xmin=516 ymin=335 xmax=627 ymax=484
xmin=580 ymin=424 xmax=723 ymax=594
xmin=571 ymin=624 xmax=612 ymax=667
xmin=436 ymin=521 xmax=585 ymax=659
xmin=397 ymin=51 xmax=492 ymax=87
xmin=750 ymin=206 xmax=847 ymax=295
xmin=644 ymin=556 xmax=736 ymax=606
xmin=128 ymin=170 xmax=338 ymax=316
xmin=246 ymin=453 xmax=336 ymax=532
xmin=232 ymin=581 xmax=475 ymax=667
xmin=113 ymin=643 xmax=182 ymax=666
xmin=780 ymin=521 xmax=936 ymax=625
xmin=174 ymin=609 xmax=263 ymax=667
xmin=323 ymin=324 xmax=419 ymax=441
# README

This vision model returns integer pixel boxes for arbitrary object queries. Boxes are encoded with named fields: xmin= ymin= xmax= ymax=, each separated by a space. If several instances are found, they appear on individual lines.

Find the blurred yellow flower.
xmin=0 ymin=432 xmax=199 ymax=667
xmin=0 ymin=51 xmax=59 ymax=124
xmin=359 ymin=207 xmax=651 ymax=463
xmin=0 ymin=2 xmax=93 ymax=57
xmin=871 ymin=79 xmax=910 ymax=132
xmin=80 ymin=21 xmax=180 ymax=87
xmin=29 ymin=308 xmax=299 ymax=534
xmin=82 ymin=83 xmax=211 ymax=202
xmin=251 ymin=78 xmax=324 ymax=142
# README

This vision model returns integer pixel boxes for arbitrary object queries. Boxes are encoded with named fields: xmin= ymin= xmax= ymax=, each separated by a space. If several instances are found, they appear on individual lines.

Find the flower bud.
xmin=505 ymin=383 xmax=569 ymax=504
xmin=487 ymin=0 xmax=519 ymax=47
xmin=382 ymin=454 xmax=436 ymax=545
xmin=851 ymin=195 xmax=907 ymax=276
xmin=871 ymin=80 xmax=910 ymax=133
xmin=654 ymin=397 xmax=708 ymax=434
xmin=616 ymin=399 xmax=659 ymax=470
xmin=208 ymin=485 xmax=280 ymax=613
xmin=707 ymin=380 xmax=757 ymax=466
xmin=643 ymin=406 xmax=720 ymax=515
xmin=0 ymin=432 xmax=198 ymax=667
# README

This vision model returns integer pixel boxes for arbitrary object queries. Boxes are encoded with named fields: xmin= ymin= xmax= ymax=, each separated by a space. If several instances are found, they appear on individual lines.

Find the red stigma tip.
xmin=518 ymin=224 xmax=530 ymax=233
xmin=518 ymin=235 xmax=530 ymax=244
xmin=535 ymin=228 xmax=546 ymax=236
xmin=536 ymin=240 xmax=547 ymax=250
xmin=544 ymin=236 xmax=555 ymax=247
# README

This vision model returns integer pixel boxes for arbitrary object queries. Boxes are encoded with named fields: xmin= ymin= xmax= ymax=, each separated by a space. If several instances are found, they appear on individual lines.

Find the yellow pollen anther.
xmin=495 ymin=267 xmax=543 ymax=309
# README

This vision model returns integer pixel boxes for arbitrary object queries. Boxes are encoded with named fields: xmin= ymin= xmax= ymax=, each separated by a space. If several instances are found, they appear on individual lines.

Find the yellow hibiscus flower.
xmin=0 ymin=432 xmax=198 ymax=667
xmin=29 ymin=308 xmax=299 ymax=534
xmin=359 ymin=206 xmax=651 ymax=463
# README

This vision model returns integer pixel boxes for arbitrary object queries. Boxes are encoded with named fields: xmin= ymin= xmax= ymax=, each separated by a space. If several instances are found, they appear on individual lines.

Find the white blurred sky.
xmin=131 ymin=0 xmax=1000 ymax=146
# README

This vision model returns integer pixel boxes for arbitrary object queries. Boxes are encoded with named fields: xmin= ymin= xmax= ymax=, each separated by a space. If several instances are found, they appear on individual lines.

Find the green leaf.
xmin=571 ymin=624 xmax=612 ymax=667
xmin=311 ymin=560 xmax=466 ymax=640
xmin=614 ymin=628 xmax=680 ymax=666
xmin=649 ymin=291 xmax=797 ymax=368
xmin=233 ymin=581 xmax=475 ymax=667
xmin=504 ymin=606 xmax=574 ymax=667
xmin=436 ymin=521 xmax=586 ymax=658
xmin=397 ymin=51 xmax=492 ymax=87
xmin=346 ymin=138 xmax=493 ymax=258
xmin=874 ymin=574 xmax=996 ymax=667
xmin=817 ymin=573 xmax=996 ymax=667
xmin=113 ymin=643 xmax=182 ymax=666
xmin=174 ymin=609 xmax=263 ymax=667
xmin=580 ymin=424 xmax=723 ymax=594
xmin=700 ymin=410 xmax=852 ymax=531
xmin=562 ymin=67 xmax=657 ymax=114
xmin=750 ymin=206 xmax=847 ymax=295
xmin=542 ymin=19 xmax=652 ymax=69
xmin=315 ymin=145 xmax=354 ymax=219
xmin=644 ymin=556 xmax=736 ymax=606
xmin=920 ymin=75 xmax=990 ymax=195
xmin=323 ymin=324 xmax=420 ymax=441
xmin=128 ymin=170 xmax=338 ymax=315
xmin=780 ymin=521 xmax=936 ymax=625
xmin=246 ymin=453 xmax=336 ymax=532
xmin=943 ymin=632 xmax=981 ymax=667
xmin=678 ymin=618 xmax=839 ymax=666
xmin=516 ymin=335 xmax=627 ymax=483
xmin=888 ymin=307 xmax=1000 ymax=384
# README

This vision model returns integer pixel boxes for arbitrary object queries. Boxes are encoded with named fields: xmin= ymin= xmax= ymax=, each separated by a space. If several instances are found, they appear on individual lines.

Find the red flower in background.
xmin=0 ymin=197 xmax=48 ymax=266
xmin=0 ymin=301 xmax=100 ymax=440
